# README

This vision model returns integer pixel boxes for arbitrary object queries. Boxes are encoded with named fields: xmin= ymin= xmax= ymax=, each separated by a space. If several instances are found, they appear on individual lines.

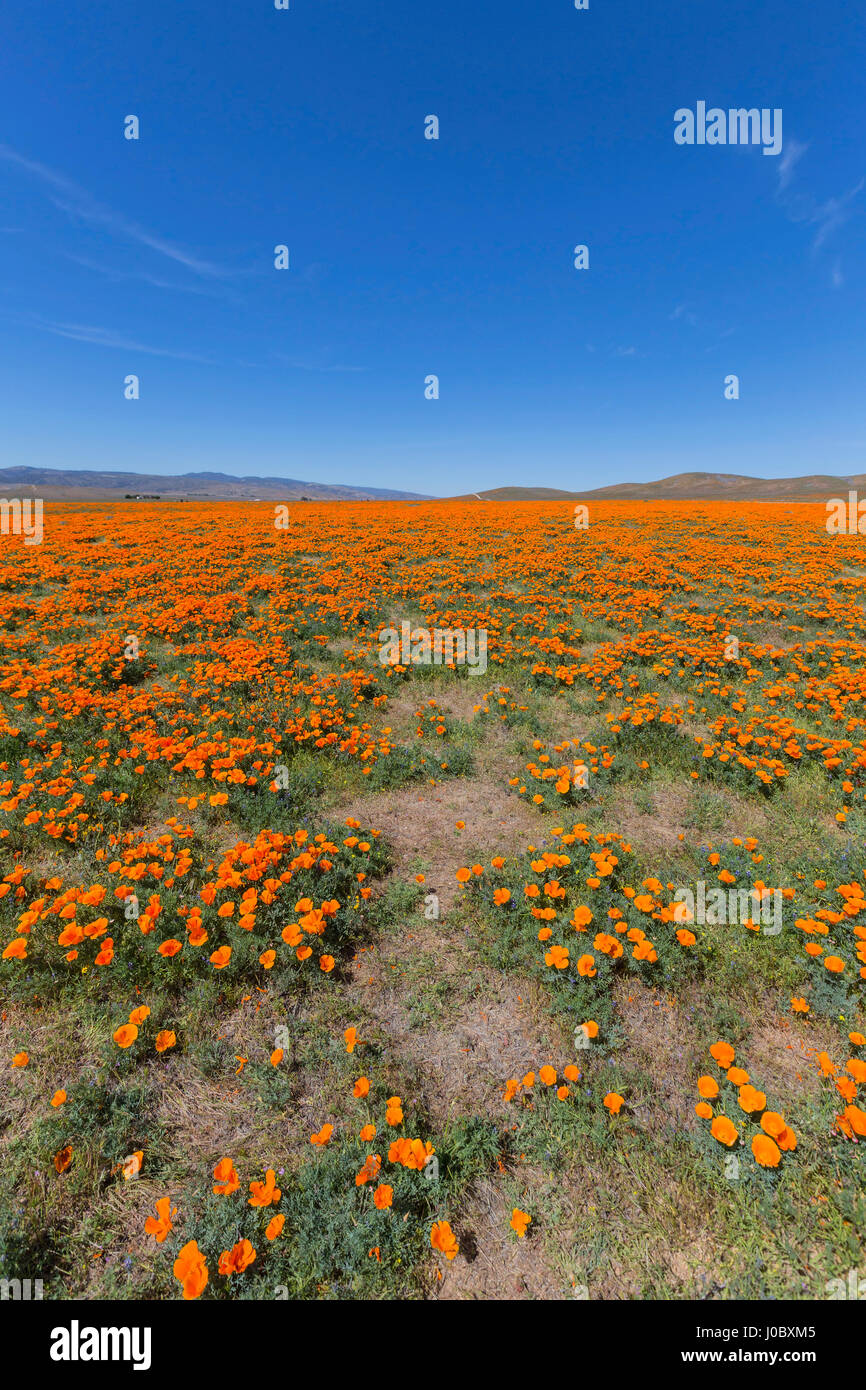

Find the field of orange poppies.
xmin=1 ymin=497 xmax=864 ymax=1301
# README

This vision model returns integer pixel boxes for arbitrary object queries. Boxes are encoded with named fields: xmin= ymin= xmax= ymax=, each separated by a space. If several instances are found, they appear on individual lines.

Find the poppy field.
xmin=1 ymin=496 xmax=865 ymax=1301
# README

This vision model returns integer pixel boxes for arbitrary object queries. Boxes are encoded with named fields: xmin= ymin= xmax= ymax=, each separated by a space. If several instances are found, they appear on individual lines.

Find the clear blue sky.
xmin=0 ymin=0 xmax=863 ymax=495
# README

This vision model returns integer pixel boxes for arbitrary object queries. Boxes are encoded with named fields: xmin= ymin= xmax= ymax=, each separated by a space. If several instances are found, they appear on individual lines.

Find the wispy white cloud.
xmin=773 ymin=137 xmax=863 ymax=271
xmin=808 ymin=180 xmax=865 ymax=252
xmin=777 ymin=138 xmax=808 ymax=191
xmin=702 ymin=327 xmax=736 ymax=354
xmin=274 ymin=352 xmax=367 ymax=373
xmin=29 ymin=316 xmax=213 ymax=363
xmin=289 ymin=361 xmax=367 ymax=373
xmin=0 ymin=144 xmax=227 ymax=277
xmin=64 ymin=251 xmax=238 ymax=301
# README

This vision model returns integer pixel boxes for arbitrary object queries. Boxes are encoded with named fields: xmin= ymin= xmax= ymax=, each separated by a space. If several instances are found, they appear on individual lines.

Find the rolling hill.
xmin=0 ymin=467 xmax=430 ymax=502
xmin=451 ymin=473 xmax=866 ymax=502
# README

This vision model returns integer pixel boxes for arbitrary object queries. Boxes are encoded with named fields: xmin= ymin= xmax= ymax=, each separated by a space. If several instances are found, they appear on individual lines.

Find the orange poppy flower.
xmin=709 ymin=1041 xmax=735 ymax=1068
xmin=355 ymin=1154 xmax=382 ymax=1186
xmin=510 ymin=1208 xmax=532 ymax=1238
xmin=737 ymin=1084 xmax=767 ymax=1114
xmin=710 ymin=1115 xmax=738 ymax=1147
xmin=213 ymin=1157 xmax=241 ymax=1196
xmin=218 ymin=1239 xmax=256 ymax=1276
xmin=145 ymin=1196 xmax=177 ymax=1243
xmin=121 ymin=1151 xmax=144 ymax=1180
xmin=751 ymin=1134 xmax=781 ymax=1168
xmin=248 ymin=1168 xmax=282 ymax=1206
xmin=430 ymin=1220 xmax=459 ymax=1260
xmin=544 ymin=944 xmax=569 ymax=970
xmin=726 ymin=1067 xmax=750 ymax=1086
xmin=173 ymin=1240 xmax=209 ymax=1299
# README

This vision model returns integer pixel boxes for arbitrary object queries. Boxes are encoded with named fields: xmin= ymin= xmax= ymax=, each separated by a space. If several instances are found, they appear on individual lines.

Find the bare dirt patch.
xmin=345 ymin=916 xmax=564 ymax=1128
xmin=746 ymin=1013 xmax=841 ymax=1105
xmin=612 ymin=977 xmax=700 ymax=1127
xmin=335 ymin=774 xmax=540 ymax=913
xmin=604 ymin=781 xmax=696 ymax=857
xmin=435 ymin=1175 xmax=568 ymax=1300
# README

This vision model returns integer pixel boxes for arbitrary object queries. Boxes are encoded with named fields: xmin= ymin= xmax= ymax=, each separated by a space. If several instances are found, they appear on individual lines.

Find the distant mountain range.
xmin=455 ymin=473 xmax=866 ymax=502
xmin=3 ymin=467 xmax=862 ymax=504
xmin=0 ymin=467 xmax=429 ymax=501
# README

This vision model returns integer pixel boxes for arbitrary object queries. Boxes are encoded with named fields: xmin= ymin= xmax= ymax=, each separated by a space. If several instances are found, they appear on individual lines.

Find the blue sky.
xmin=0 ymin=0 xmax=863 ymax=495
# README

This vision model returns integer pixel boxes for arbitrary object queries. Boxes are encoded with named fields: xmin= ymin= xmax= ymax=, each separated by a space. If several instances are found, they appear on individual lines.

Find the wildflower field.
xmin=1 ymin=497 xmax=864 ymax=1301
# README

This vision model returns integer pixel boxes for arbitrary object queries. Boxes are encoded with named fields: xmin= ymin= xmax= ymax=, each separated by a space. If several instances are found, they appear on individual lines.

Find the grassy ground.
xmin=1 ymin=497 xmax=864 ymax=1300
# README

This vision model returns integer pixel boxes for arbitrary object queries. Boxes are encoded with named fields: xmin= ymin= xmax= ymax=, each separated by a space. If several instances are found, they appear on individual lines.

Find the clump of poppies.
xmin=695 ymin=1040 xmax=798 ymax=1172
xmin=148 ymin=1071 xmax=461 ymax=1298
